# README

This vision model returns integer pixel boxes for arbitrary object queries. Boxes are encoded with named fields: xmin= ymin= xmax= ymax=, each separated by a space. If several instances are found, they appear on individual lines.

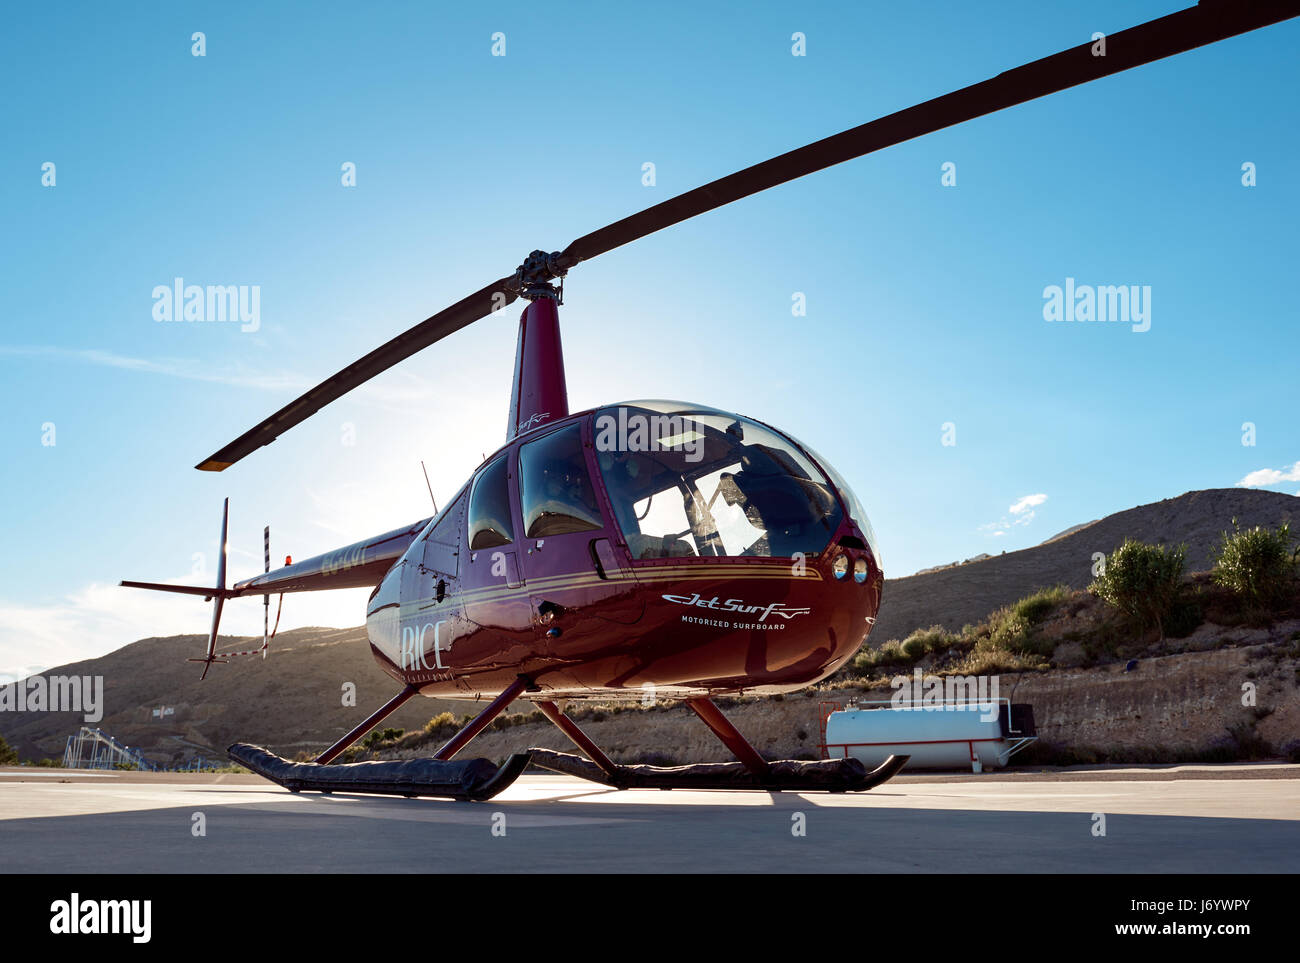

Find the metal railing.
xmin=61 ymin=727 xmax=159 ymax=771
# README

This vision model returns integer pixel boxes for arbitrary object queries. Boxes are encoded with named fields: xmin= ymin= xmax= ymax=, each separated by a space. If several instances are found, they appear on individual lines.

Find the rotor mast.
xmin=506 ymin=250 xmax=573 ymax=440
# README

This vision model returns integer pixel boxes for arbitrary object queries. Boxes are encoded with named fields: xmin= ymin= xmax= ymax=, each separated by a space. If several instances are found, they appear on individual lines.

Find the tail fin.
xmin=191 ymin=497 xmax=229 ymax=680
xmin=121 ymin=498 xmax=233 ymax=679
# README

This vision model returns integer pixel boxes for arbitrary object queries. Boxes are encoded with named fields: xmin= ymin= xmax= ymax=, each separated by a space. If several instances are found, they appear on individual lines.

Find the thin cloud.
xmin=0 ymin=345 xmax=435 ymax=408
xmin=0 ymin=345 xmax=306 ymax=392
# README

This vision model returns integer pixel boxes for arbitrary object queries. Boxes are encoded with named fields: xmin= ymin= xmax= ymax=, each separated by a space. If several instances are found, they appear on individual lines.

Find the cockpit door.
xmin=514 ymin=421 xmax=643 ymax=643
xmin=459 ymin=452 xmax=534 ymax=681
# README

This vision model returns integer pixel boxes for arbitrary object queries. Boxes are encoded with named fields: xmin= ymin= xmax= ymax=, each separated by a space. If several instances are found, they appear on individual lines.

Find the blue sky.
xmin=1 ymin=1 xmax=1297 ymax=676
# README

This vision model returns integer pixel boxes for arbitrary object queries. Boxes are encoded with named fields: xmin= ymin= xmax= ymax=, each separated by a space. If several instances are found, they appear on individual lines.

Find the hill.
xmin=871 ymin=488 xmax=1297 ymax=645
xmin=0 ymin=626 xmax=485 ymax=765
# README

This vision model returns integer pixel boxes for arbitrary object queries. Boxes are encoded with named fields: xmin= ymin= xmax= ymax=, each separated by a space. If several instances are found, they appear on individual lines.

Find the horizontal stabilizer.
xmin=119 ymin=580 xmax=241 ymax=599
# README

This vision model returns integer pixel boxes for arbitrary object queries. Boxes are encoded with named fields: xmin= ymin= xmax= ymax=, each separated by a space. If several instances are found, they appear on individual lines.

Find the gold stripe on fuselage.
xmin=386 ymin=562 xmax=824 ymax=620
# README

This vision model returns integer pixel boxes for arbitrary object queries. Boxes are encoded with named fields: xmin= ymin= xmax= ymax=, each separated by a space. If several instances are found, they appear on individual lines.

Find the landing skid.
xmin=229 ymin=682 xmax=908 ymax=800
xmin=527 ymin=746 xmax=909 ymax=792
xmin=531 ymin=694 xmax=909 ymax=792
xmin=228 ymin=743 xmax=530 ymax=801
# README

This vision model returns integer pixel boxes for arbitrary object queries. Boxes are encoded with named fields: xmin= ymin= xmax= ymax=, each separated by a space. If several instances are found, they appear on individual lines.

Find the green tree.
xmin=1212 ymin=519 xmax=1298 ymax=610
xmin=1090 ymin=538 xmax=1186 ymax=639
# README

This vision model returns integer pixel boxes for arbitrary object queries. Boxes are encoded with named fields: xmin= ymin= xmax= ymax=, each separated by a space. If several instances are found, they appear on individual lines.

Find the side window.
xmin=467 ymin=454 xmax=513 ymax=549
xmin=421 ymin=488 xmax=465 ymax=576
xmin=518 ymin=424 xmax=604 ymax=538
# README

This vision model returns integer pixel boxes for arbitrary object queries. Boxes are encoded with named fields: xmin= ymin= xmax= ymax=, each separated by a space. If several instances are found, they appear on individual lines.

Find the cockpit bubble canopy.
xmin=799 ymin=440 xmax=881 ymax=570
xmin=592 ymin=401 xmax=874 ymax=565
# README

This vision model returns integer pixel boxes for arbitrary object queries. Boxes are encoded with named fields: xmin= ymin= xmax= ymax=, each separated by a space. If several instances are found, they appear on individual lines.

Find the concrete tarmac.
xmin=1 ymin=765 xmax=1297 ymax=873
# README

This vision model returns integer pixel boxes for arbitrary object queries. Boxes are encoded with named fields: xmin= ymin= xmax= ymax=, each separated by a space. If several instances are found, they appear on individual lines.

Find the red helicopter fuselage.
xmin=362 ymin=401 xmax=882 ymax=701
xmin=230 ymin=297 xmax=883 ymax=702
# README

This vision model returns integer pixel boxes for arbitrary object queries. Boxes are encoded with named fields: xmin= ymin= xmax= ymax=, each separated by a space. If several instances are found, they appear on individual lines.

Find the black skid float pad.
xmin=228 ymin=743 xmax=531 ymax=801
xmin=527 ymin=747 xmax=910 ymax=792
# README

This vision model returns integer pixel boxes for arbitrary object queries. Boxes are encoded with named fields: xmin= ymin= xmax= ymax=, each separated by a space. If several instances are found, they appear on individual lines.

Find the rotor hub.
xmin=513 ymin=250 xmax=574 ymax=302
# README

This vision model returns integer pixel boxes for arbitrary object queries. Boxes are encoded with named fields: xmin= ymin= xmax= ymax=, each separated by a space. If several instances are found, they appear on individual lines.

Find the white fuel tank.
xmin=821 ymin=700 xmax=1036 ymax=772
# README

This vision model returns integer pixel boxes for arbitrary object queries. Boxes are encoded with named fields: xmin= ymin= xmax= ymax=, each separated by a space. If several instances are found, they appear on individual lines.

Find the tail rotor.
xmin=213 ymin=524 xmax=285 ymax=663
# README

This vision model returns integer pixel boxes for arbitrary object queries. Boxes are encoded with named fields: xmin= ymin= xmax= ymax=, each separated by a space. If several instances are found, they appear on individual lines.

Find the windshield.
xmin=593 ymin=401 xmax=842 ymax=560
xmin=800 ymin=441 xmax=882 ymax=570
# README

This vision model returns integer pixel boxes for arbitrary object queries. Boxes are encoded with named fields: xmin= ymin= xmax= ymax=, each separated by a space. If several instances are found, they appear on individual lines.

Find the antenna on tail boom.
xmin=420 ymin=461 xmax=438 ymax=515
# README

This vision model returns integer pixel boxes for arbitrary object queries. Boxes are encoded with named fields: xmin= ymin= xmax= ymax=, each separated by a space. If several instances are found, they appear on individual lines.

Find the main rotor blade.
xmin=561 ymin=0 xmax=1299 ymax=264
xmin=196 ymin=277 xmax=518 ymax=471
xmin=196 ymin=1 xmax=1296 ymax=472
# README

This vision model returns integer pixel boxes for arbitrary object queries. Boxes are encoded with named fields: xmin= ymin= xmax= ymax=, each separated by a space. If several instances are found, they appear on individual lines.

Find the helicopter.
xmin=123 ymin=1 xmax=1298 ymax=800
